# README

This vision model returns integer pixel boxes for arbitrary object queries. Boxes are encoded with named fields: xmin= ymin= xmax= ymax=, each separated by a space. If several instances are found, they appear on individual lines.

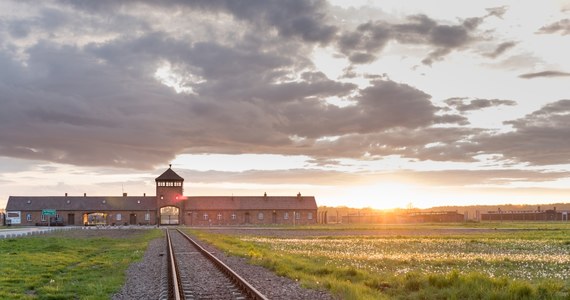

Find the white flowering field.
xmin=241 ymin=236 xmax=570 ymax=281
xmin=192 ymin=225 xmax=570 ymax=299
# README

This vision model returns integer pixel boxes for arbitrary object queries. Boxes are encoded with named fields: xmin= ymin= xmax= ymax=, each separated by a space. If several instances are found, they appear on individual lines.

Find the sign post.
xmin=42 ymin=209 xmax=56 ymax=227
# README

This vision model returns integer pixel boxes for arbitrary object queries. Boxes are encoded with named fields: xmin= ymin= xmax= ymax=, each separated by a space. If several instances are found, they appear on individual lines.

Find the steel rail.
xmin=176 ymin=229 xmax=269 ymax=300
xmin=165 ymin=228 xmax=184 ymax=300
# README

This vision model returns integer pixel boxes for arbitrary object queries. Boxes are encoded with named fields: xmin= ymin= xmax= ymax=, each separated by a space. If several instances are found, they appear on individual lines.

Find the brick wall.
xmin=183 ymin=209 xmax=317 ymax=226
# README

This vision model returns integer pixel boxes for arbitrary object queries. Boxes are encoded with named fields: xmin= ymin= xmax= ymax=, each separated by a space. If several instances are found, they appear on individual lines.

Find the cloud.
xmin=179 ymin=168 xmax=365 ymax=186
xmin=537 ymin=19 xmax=570 ymax=35
xmin=0 ymin=1 xmax=536 ymax=170
xmin=177 ymin=167 xmax=569 ymax=188
xmin=472 ymin=100 xmax=570 ymax=165
xmin=337 ymin=21 xmax=391 ymax=64
xmin=396 ymin=169 xmax=569 ymax=186
xmin=484 ymin=41 xmax=517 ymax=59
xmin=444 ymin=97 xmax=517 ymax=112
xmin=1 ymin=1 xmax=472 ymax=169
xmin=338 ymin=14 xmax=485 ymax=65
xmin=518 ymin=71 xmax=570 ymax=79
xmin=485 ymin=6 xmax=509 ymax=19
xmin=65 ymin=0 xmax=338 ymax=44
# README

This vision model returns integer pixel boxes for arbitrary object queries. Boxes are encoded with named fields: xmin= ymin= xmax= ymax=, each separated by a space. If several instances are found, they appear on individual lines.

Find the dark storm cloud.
xmin=484 ymin=41 xmax=517 ymax=59
xmin=537 ymin=19 xmax=570 ymax=35
xmin=275 ymin=80 xmax=450 ymax=139
xmin=0 ymin=0 xmax=489 ymax=169
xmin=338 ymin=14 xmax=485 ymax=65
xmin=337 ymin=21 xmax=391 ymax=64
xmin=473 ymin=100 xmax=570 ymax=165
xmin=518 ymin=71 xmax=570 ymax=79
xmin=0 ymin=39 xmax=192 ymax=169
xmin=64 ymin=0 xmax=337 ymax=44
xmin=444 ymin=97 xmax=517 ymax=112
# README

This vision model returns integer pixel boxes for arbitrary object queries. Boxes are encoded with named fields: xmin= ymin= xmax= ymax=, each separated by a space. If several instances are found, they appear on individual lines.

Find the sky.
xmin=1 ymin=0 xmax=570 ymax=210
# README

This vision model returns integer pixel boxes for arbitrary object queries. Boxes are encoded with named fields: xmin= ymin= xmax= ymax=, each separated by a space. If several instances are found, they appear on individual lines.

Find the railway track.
xmin=162 ymin=228 xmax=269 ymax=300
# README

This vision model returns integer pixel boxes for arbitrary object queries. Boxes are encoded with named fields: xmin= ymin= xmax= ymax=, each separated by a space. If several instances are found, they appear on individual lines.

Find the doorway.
xmin=130 ymin=213 xmax=137 ymax=225
xmin=68 ymin=213 xmax=75 ymax=225
xmin=83 ymin=212 xmax=107 ymax=226
xmin=160 ymin=206 xmax=180 ymax=225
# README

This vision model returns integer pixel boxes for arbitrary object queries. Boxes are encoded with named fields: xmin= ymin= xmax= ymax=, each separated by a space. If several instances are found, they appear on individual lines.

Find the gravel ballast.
xmin=112 ymin=228 xmax=335 ymax=300
xmin=112 ymin=237 xmax=163 ymax=300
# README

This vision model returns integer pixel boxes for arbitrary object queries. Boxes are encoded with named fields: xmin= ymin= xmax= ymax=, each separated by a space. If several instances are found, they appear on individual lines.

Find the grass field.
xmin=188 ymin=223 xmax=570 ymax=299
xmin=0 ymin=229 xmax=162 ymax=300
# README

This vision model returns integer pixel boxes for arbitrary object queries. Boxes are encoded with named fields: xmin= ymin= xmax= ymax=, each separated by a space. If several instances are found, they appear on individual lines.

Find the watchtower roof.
xmin=155 ymin=166 xmax=184 ymax=182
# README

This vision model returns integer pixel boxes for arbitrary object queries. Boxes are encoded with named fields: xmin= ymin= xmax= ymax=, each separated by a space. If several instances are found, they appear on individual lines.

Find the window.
xmin=295 ymin=212 xmax=301 ymax=220
xmin=308 ymin=212 xmax=313 ymax=220
xmin=217 ymin=213 xmax=222 ymax=220
xmin=116 ymin=213 xmax=122 ymax=221
xmin=231 ymin=213 xmax=237 ymax=220
xmin=284 ymin=212 xmax=289 ymax=220
xmin=145 ymin=213 xmax=150 ymax=221
xmin=203 ymin=213 xmax=208 ymax=220
xmin=258 ymin=212 xmax=264 ymax=220
xmin=41 ymin=214 xmax=46 ymax=221
xmin=26 ymin=213 xmax=31 ymax=222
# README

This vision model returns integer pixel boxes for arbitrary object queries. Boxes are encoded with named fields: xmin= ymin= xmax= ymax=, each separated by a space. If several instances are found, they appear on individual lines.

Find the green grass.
xmin=185 ymin=224 xmax=570 ymax=299
xmin=0 ymin=229 xmax=162 ymax=300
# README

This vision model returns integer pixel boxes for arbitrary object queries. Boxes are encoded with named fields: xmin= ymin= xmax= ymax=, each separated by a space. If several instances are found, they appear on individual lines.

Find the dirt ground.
xmin=193 ymin=226 xmax=527 ymax=237
xmin=50 ymin=227 xmax=156 ymax=239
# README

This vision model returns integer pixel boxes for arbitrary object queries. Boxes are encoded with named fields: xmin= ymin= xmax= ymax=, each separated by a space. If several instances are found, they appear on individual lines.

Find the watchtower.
xmin=155 ymin=165 xmax=184 ymax=224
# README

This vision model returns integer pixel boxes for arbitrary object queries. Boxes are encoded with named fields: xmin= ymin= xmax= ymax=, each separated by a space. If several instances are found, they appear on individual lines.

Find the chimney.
xmin=123 ymin=193 xmax=127 ymax=197
xmin=264 ymin=192 xmax=267 ymax=200
xmin=84 ymin=193 xmax=86 ymax=197
xmin=65 ymin=193 xmax=68 ymax=197
xmin=143 ymin=193 xmax=146 ymax=197
xmin=297 ymin=192 xmax=301 ymax=199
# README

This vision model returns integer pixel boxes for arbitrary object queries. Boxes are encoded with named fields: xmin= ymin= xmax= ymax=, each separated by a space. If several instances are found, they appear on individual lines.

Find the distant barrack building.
xmin=4 ymin=166 xmax=318 ymax=226
xmin=481 ymin=207 xmax=569 ymax=222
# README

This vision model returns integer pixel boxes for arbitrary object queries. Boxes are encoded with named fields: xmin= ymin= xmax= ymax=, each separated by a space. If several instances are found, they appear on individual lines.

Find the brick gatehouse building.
xmin=5 ymin=166 xmax=318 ymax=226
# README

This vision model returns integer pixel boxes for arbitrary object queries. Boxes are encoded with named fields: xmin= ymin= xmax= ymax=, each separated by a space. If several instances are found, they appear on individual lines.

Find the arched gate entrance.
xmin=160 ymin=206 xmax=180 ymax=225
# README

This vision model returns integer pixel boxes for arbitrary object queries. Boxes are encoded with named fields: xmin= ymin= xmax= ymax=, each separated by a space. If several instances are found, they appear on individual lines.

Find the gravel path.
xmin=112 ymin=237 xmax=163 ymax=300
